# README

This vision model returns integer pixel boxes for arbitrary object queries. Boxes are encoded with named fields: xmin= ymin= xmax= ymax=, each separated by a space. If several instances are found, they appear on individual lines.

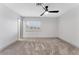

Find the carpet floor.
xmin=0 ymin=38 xmax=79 ymax=55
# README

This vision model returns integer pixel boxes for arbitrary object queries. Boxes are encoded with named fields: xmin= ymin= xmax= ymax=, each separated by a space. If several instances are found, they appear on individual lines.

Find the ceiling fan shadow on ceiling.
xmin=36 ymin=3 xmax=59 ymax=16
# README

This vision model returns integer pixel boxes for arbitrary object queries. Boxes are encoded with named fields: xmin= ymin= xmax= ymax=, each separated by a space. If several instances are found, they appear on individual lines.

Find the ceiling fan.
xmin=36 ymin=3 xmax=59 ymax=16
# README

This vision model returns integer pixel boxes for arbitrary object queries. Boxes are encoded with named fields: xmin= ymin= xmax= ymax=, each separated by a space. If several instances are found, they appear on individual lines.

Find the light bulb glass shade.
xmin=44 ymin=11 xmax=49 ymax=15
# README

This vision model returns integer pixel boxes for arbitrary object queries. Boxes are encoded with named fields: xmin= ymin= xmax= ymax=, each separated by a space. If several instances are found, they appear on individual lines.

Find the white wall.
xmin=59 ymin=5 xmax=79 ymax=47
xmin=23 ymin=17 xmax=58 ymax=38
xmin=0 ymin=4 xmax=19 ymax=50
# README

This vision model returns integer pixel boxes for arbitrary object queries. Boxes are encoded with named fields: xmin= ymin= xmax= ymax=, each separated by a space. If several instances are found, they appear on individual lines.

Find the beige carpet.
xmin=0 ymin=38 xmax=79 ymax=55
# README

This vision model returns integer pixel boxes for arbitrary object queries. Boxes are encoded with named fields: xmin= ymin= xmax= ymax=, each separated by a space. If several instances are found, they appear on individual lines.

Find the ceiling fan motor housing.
xmin=45 ymin=6 xmax=48 ymax=11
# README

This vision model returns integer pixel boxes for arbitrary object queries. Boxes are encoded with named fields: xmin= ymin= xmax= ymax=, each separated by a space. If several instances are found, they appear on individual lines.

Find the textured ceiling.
xmin=4 ymin=3 xmax=79 ymax=17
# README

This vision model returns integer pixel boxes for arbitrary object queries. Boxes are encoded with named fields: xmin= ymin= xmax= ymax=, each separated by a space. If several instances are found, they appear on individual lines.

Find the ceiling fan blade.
xmin=40 ymin=11 xmax=46 ymax=16
xmin=48 ymin=10 xmax=59 ymax=13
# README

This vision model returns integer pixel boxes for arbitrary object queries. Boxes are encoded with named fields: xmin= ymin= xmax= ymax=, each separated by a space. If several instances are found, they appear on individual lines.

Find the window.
xmin=26 ymin=21 xmax=41 ymax=32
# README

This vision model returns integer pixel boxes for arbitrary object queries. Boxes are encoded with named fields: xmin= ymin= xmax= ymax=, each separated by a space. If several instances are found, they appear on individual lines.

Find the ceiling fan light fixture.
xmin=44 ymin=11 xmax=49 ymax=15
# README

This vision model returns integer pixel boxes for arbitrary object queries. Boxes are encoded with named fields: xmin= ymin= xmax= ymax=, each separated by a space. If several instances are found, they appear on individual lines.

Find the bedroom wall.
xmin=0 ymin=4 xmax=19 ymax=50
xmin=23 ymin=17 xmax=58 ymax=38
xmin=58 ymin=5 xmax=79 ymax=47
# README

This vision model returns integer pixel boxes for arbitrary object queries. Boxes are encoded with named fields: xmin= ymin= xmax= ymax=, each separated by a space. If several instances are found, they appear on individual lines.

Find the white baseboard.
xmin=18 ymin=37 xmax=58 ymax=41
xmin=57 ymin=37 xmax=79 ymax=48
xmin=0 ymin=39 xmax=17 ymax=51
